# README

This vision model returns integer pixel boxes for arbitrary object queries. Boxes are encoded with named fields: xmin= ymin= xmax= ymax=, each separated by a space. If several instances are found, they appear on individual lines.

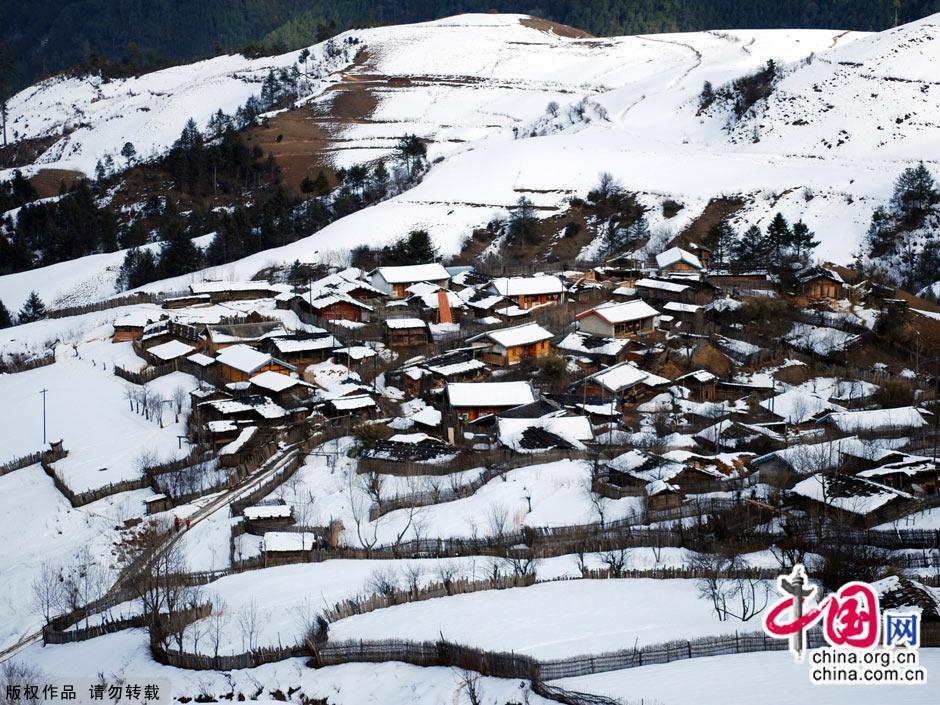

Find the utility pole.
xmin=40 ymin=388 xmax=48 ymax=445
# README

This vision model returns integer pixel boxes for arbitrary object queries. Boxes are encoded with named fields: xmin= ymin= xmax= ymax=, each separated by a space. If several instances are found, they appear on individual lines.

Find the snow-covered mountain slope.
xmin=3 ymin=13 xmax=939 ymax=310
xmin=4 ymin=42 xmax=356 ymax=179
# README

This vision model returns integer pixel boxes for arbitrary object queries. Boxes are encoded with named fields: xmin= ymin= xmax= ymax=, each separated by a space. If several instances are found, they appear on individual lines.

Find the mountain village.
xmin=2 ymin=9 xmax=940 ymax=705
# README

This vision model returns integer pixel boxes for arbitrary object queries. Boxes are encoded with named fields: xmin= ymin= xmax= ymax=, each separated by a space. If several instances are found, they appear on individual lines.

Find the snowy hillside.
xmin=4 ymin=44 xmax=356 ymax=178
xmin=3 ymin=13 xmax=939 ymax=309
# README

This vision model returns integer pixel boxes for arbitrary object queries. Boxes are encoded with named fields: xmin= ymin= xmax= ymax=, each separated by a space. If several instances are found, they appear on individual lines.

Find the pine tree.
xmin=395 ymin=134 xmax=426 ymax=175
xmin=381 ymin=229 xmax=438 ymax=265
xmin=765 ymin=212 xmax=792 ymax=263
xmin=708 ymin=221 xmax=736 ymax=269
xmin=865 ymin=206 xmax=895 ymax=259
xmin=733 ymin=225 xmax=767 ymax=271
xmin=891 ymin=161 xmax=937 ymax=220
xmin=791 ymin=220 xmax=819 ymax=255
xmin=371 ymin=161 xmax=389 ymax=200
xmin=312 ymin=170 xmax=330 ymax=196
xmin=120 ymin=141 xmax=136 ymax=163
xmin=158 ymin=226 xmax=203 ymax=278
xmin=508 ymin=196 xmax=540 ymax=246
xmin=18 ymin=291 xmax=46 ymax=323
xmin=0 ymin=298 xmax=12 ymax=328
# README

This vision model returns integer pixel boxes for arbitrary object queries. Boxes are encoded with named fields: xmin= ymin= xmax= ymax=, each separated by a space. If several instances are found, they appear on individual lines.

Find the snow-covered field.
xmin=329 ymin=579 xmax=769 ymax=659
xmin=278 ymin=443 xmax=638 ymax=547
xmin=0 ymin=465 xmax=146 ymax=650
xmin=0 ymin=352 xmax=194 ymax=492
xmin=4 ymin=13 xmax=939 ymax=309
xmin=555 ymin=650 xmax=940 ymax=705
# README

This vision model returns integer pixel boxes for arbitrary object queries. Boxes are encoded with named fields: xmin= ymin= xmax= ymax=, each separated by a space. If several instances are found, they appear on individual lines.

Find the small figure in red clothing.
xmin=185 ymin=518 xmax=191 ymax=530
xmin=174 ymin=516 xmax=180 ymax=532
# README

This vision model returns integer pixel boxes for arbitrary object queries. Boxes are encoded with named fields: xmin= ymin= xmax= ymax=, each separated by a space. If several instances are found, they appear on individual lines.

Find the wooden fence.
xmin=321 ymin=574 xmax=535 ymax=623
xmin=114 ymin=360 xmax=180 ymax=385
xmin=41 ymin=460 xmax=151 ymax=508
xmin=45 ymin=603 xmax=210 ymax=645
xmin=152 ymin=642 xmax=306 ymax=671
xmin=531 ymin=681 xmax=621 ymax=705
xmin=358 ymin=447 xmax=594 ymax=477
xmin=46 ymin=290 xmax=188 ymax=320
xmin=0 ymin=350 xmax=55 ymax=374
xmin=0 ymin=443 xmax=67 ymax=477
xmin=368 ymin=464 xmax=515 ymax=521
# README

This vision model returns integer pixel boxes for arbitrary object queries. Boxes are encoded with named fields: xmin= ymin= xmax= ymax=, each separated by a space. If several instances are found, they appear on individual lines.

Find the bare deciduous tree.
xmin=31 ymin=560 xmax=65 ymax=622
xmin=236 ymin=596 xmax=262 ymax=652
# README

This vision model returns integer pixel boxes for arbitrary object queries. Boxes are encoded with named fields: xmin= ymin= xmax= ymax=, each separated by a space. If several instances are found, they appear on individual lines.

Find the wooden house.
xmin=797 ymin=265 xmax=845 ymax=301
xmin=634 ymin=277 xmax=717 ymax=306
xmin=385 ymin=318 xmax=431 ymax=348
xmin=112 ymin=311 xmax=165 ymax=342
xmin=816 ymin=407 xmax=928 ymax=439
xmin=446 ymin=381 xmax=536 ymax=422
xmin=215 ymin=344 xmax=295 ymax=383
xmin=189 ymin=280 xmax=281 ymax=303
xmin=248 ymin=370 xmax=313 ymax=407
xmin=203 ymin=319 xmax=287 ymax=354
xmin=488 ymin=275 xmax=565 ymax=310
xmin=645 ymin=480 xmax=685 ymax=511
xmin=576 ymin=299 xmax=659 ymax=338
xmin=555 ymin=331 xmax=631 ymax=369
xmin=143 ymin=339 xmax=195 ymax=366
xmin=367 ymin=264 xmax=451 ymax=298
xmin=302 ymin=292 xmax=373 ymax=322
xmin=323 ymin=393 xmax=378 ymax=420
xmin=467 ymin=322 xmax=553 ymax=367
xmin=267 ymin=333 xmax=340 ymax=374
xmin=789 ymin=472 xmax=915 ymax=528
xmin=676 ymin=370 xmax=718 ymax=401
xmin=857 ymin=456 xmax=938 ymax=496
xmin=655 ymin=247 xmax=704 ymax=275
xmin=570 ymin=361 xmax=670 ymax=414
xmin=686 ymin=243 xmax=712 ymax=270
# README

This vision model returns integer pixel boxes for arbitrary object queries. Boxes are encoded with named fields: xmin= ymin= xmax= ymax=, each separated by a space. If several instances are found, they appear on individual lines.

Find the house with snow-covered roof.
xmin=304 ymin=292 xmax=374 ymax=322
xmin=569 ymin=361 xmax=670 ymax=415
xmin=789 ymin=472 xmax=916 ymax=528
xmin=796 ymin=265 xmax=845 ymax=300
xmin=467 ymin=322 xmax=553 ymax=367
xmin=385 ymin=318 xmax=431 ymax=347
xmin=487 ymin=275 xmax=565 ymax=310
xmin=267 ymin=333 xmax=341 ymax=374
xmin=655 ymin=247 xmax=703 ymax=274
xmin=816 ymin=406 xmax=928 ymax=437
xmin=214 ymin=343 xmax=295 ymax=383
xmin=446 ymin=381 xmax=536 ymax=422
xmin=203 ymin=319 xmax=287 ymax=354
xmin=576 ymin=299 xmax=659 ymax=338
xmin=367 ymin=263 xmax=451 ymax=298
xmin=249 ymin=370 xmax=313 ymax=407
xmin=144 ymin=339 xmax=196 ymax=365
xmin=856 ymin=455 xmax=938 ymax=495
xmin=556 ymin=331 xmax=631 ymax=369
xmin=112 ymin=311 xmax=166 ymax=342
xmin=634 ymin=277 xmax=717 ymax=306
xmin=188 ymin=280 xmax=282 ymax=303
xmin=675 ymin=370 xmax=718 ymax=402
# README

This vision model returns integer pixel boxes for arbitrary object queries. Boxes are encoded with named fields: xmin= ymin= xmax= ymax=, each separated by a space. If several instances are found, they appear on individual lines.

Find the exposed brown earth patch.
xmin=0 ymin=134 xmax=62 ymax=170
xmin=519 ymin=17 xmax=594 ymax=40
xmin=239 ymin=50 xmax=381 ymax=194
xmin=29 ymin=168 xmax=84 ymax=198
xmin=672 ymin=196 xmax=746 ymax=248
